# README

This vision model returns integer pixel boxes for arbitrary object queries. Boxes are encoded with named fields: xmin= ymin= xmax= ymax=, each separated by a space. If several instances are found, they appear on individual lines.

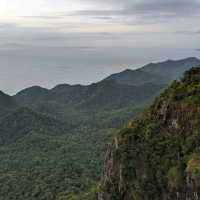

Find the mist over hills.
xmin=0 ymin=57 xmax=200 ymax=200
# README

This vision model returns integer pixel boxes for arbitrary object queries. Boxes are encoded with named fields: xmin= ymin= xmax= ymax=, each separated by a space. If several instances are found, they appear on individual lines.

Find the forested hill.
xmin=105 ymin=57 xmax=200 ymax=85
xmin=0 ymin=57 xmax=199 ymax=200
xmin=0 ymin=91 xmax=17 ymax=118
xmin=0 ymin=107 xmax=67 ymax=144
xmin=12 ymin=57 xmax=200 ymax=127
xmin=99 ymin=67 xmax=200 ymax=200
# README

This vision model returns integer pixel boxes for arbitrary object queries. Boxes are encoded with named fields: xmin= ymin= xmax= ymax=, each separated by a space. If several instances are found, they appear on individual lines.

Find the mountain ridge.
xmin=105 ymin=57 xmax=200 ymax=86
xmin=13 ymin=57 xmax=200 ymax=111
xmin=11 ymin=57 xmax=200 ymax=97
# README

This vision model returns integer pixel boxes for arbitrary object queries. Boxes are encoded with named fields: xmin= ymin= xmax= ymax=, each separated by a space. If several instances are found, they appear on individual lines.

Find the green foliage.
xmin=100 ymin=67 xmax=200 ymax=200
xmin=0 ymin=91 xmax=17 ymax=118
xmin=187 ymin=153 xmax=200 ymax=185
xmin=0 ymin=59 xmax=199 ymax=199
xmin=0 ymin=127 xmax=113 ymax=200
xmin=167 ymin=166 xmax=183 ymax=189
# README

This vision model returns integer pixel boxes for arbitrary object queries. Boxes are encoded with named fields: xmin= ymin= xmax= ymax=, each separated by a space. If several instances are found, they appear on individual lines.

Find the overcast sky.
xmin=0 ymin=0 xmax=200 ymax=48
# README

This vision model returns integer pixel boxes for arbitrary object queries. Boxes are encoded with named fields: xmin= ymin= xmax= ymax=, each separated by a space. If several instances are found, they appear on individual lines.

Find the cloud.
xmin=19 ymin=15 xmax=63 ymax=20
xmin=6 ymin=0 xmax=199 ymax=31
xmin=175 ymin=30 xmax=200 ymax=35
xmin=129 ymin=0 xmax=200 ymax=16
xmin=0 ymin=23 xmax=18 ymax=29
xmin=0 ymin=0 xmax=200 ymax=49
xmin=69 ymin=0 xmax=200 ymax=23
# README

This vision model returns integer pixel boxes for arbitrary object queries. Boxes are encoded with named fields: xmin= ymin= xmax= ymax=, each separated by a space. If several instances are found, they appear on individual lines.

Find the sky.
xmin=0 ymin=0 xmax=200 ymax=48
xmin=0 ymin=0 xmax=200 ymax=94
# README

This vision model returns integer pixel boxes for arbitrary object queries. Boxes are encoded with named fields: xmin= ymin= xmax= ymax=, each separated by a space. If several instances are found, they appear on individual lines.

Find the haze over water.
xmin=0 ymin=45 xmax=199 ymax=95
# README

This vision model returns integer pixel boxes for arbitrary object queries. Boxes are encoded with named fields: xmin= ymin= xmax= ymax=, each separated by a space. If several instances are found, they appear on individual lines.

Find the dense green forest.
xmin=99 ymin=67 xmax=200 ymax=200
xmin=0 ymin=57 xmax=199 ymax=200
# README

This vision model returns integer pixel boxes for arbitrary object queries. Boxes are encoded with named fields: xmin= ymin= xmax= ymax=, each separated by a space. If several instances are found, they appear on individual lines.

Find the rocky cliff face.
xmin=99 ymin=67 xmax=200 ymax=200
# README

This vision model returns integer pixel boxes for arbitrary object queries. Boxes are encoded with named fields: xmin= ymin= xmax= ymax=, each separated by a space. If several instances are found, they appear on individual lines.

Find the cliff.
xmin=99 ymin=67 xmax=200 ymax=200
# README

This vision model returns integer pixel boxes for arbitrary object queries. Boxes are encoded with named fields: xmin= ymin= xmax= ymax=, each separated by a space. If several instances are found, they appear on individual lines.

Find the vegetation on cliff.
xmin=99 ymin=67 xmax=200 ymax=200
